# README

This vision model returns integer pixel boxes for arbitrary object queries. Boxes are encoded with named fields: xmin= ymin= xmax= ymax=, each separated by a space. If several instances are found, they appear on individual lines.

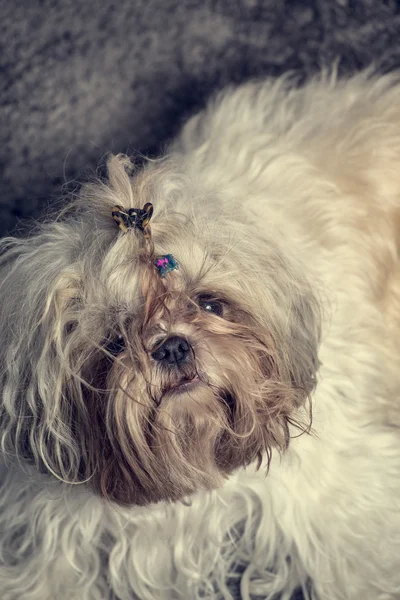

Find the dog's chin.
xmin=91 ymin=373 xmax=245 ymax=506
xmin=158 ymin=378 xmax=231 ymax=423
xmin=90 ymin=355 xmax=306 ymax=506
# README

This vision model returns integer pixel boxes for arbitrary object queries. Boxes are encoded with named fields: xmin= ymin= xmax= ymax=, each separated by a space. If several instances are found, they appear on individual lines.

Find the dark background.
xmin=2 ymin=0 xmax=400 ymax=237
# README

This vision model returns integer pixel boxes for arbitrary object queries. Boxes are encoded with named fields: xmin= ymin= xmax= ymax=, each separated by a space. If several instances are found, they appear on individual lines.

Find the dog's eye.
xmin=198 ymin=296 xmax=224 ymax=317
xmin=105 ymin=334 xmax=126 ymax=356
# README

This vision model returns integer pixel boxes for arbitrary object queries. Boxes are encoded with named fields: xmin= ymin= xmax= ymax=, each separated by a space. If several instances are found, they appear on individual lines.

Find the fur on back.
xmin=1 ymin=71 xmax=400 ymax=599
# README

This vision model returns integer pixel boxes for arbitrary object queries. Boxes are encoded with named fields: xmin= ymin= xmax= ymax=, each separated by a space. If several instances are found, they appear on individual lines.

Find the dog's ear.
xmin=225 ymin=231 xmax=321 ymax=423
xmin=280 ymin=281 xmax=321 ymax=402
xmin=246 ymin=257 xmax=321 ymax=456
xmin=0 ymin=225 xmax=88 ymax=481
xmin=264 ymin=264 xmax=320 ymax=410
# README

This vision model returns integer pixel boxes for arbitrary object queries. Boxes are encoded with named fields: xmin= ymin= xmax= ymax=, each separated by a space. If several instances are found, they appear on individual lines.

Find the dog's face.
xmin=0 ymin=155 xmax=320 ymax=505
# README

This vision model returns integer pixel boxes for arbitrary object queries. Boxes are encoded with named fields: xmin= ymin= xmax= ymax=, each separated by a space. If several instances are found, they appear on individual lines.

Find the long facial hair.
xmin=81 ymin=257 xmax=317 ymax=505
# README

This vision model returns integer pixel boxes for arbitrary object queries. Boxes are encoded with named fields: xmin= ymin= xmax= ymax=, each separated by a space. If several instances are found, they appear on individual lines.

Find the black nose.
xmin=151 ymin=336 xmax=191 ymax=366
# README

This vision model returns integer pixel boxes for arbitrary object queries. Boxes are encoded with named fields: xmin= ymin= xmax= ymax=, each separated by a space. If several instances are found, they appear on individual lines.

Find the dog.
xmin=1 ymin=69 xmax=400 ymax=600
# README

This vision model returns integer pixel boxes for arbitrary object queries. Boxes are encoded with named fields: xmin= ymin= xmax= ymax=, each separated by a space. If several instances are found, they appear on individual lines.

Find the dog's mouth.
xmin=161 ymin=375 xmax=200 ymax=399
xmin=171 ymin=376 xmax=200 ymax=394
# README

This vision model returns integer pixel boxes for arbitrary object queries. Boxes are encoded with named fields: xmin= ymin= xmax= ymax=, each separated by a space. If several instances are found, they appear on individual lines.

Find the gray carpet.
xmin=2 ymin=0 xmax=400 ymax=237
xmin=1 ymin=0 xmax=399 ymax=598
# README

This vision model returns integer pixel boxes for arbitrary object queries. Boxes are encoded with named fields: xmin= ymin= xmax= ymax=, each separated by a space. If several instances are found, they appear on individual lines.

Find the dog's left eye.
xmin=198 ymin=296 xmax=224 ymax=317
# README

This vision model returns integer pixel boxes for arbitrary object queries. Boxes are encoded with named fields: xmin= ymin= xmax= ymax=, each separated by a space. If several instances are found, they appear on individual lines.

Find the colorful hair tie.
xmin=112 ymin=202 xmax=153 ymax=234
xmin=154 ymin=254 xmax=179 ymax=277
xmin=112 ymin=204 xmax=178 ymax=278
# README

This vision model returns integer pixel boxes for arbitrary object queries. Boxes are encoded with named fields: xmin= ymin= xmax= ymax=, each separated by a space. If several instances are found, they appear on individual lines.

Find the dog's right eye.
xmin=198 ymin=295 xmax=224 ymax=317
xmin=105 ymin=334 xmax=126 ymax=356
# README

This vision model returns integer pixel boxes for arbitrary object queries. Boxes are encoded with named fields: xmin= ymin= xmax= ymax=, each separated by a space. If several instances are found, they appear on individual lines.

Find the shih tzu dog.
xmin=1 ymin=70 xmax=400 ymax=600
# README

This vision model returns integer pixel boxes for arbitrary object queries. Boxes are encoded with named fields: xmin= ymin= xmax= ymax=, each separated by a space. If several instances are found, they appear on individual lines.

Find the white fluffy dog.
xmin=1 ymin=70 xmax=400 ymax=600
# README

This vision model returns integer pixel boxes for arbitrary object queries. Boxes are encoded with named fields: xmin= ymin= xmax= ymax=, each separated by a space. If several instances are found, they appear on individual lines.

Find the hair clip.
xmin=112 ymin=203 xmax=153 ymax=234
xmin=154 ymin=254 xmax=179 ymax=278
xmin=112 ymin=205 xmax=177 ymax=277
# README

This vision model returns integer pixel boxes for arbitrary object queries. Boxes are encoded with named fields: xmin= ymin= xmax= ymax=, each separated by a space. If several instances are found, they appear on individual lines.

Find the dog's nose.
xmin=151 ymin=336 xmax=191 ymax=366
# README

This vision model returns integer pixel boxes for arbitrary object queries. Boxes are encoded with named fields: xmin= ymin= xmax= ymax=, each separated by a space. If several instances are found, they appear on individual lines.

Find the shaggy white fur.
xmin=1 ymin=70 xmax=400 ymax=600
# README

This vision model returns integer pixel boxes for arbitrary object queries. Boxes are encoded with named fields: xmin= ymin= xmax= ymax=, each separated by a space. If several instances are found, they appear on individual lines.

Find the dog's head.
xmin=0 ymin=155 xmax=320 ymax=505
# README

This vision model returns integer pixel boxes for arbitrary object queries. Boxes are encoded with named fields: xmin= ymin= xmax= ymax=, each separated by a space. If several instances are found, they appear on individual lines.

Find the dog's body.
xmin=1 ymin=71 xmax=400 ymax=600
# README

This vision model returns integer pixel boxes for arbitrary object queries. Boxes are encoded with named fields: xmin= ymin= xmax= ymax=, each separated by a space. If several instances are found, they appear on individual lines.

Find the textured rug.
xmin=2 ymin=0 xmax=400 ymax=237
xmin=1 ymin=1 xmax=400 ymax=598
